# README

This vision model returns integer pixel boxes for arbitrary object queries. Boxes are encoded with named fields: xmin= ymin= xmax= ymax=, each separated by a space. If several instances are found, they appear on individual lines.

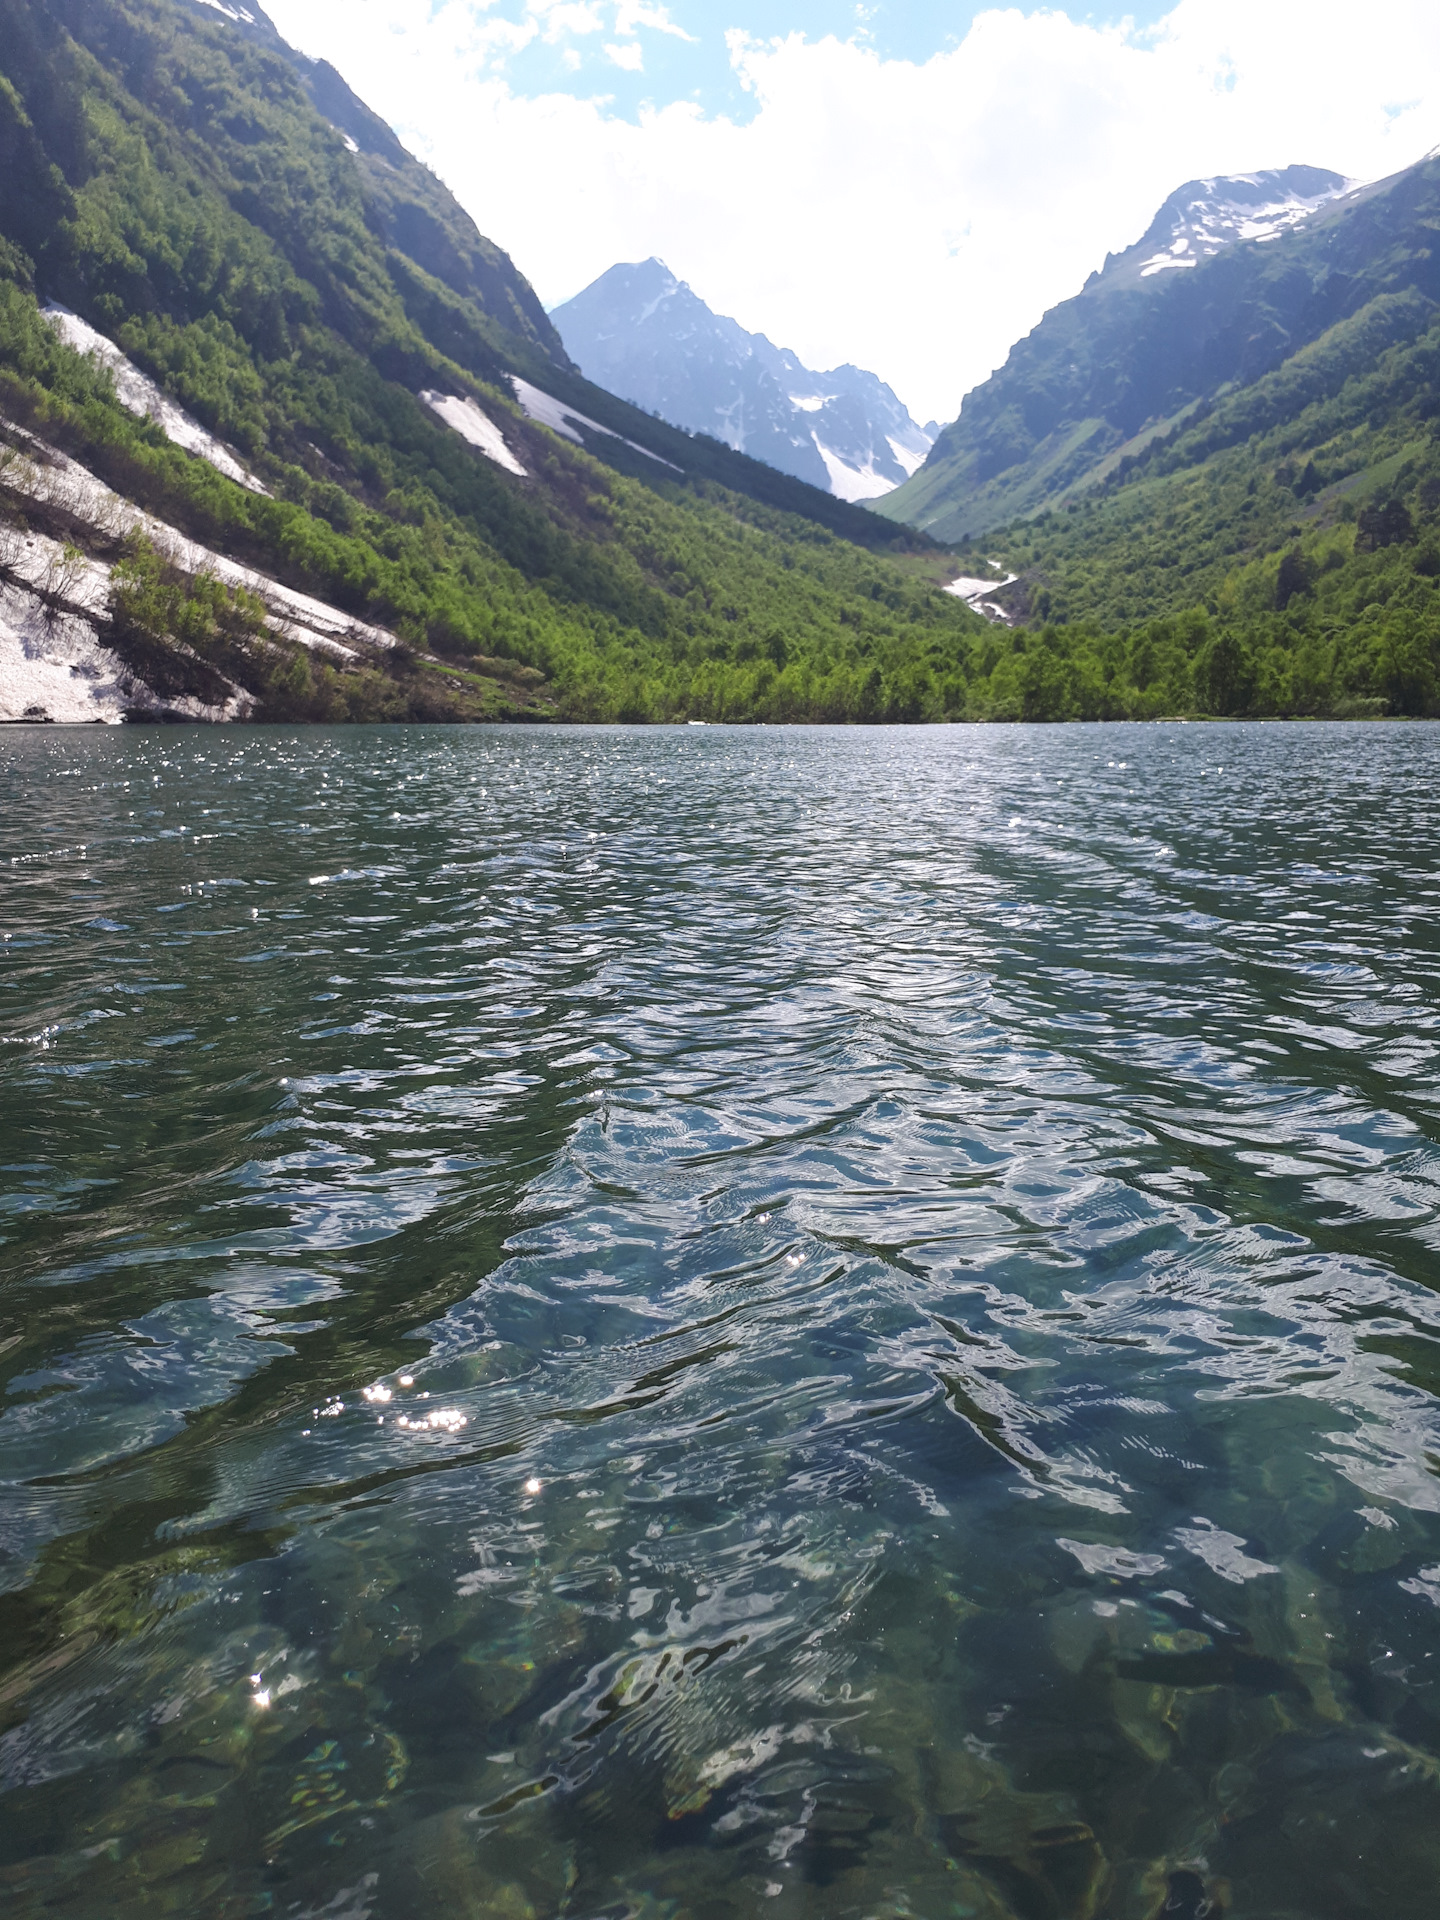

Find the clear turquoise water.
xmin=3 ymin=721 xmax=1440 ymax=1919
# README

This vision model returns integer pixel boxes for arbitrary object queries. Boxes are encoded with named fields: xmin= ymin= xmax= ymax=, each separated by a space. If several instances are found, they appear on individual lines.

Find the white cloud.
xmin=605 ymin=38 xmax=646 ymax=68
xmin=613 ymin=1 xmax=693 ymax=40
xmin=442 ymin=9 xmax=539 ymax=63
xmin=261 ymin=0 xmax=1440 ymax=422
xmin=533 ymin=0 xmax=606 ymax=41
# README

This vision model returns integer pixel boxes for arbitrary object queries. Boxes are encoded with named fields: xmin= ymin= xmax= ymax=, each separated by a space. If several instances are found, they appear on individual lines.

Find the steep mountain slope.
xmin=0 ymin=0 xmax=989 ymax=725
xmin=877 ymin=165 xmax=1361 ymax=542
xmin=903 ymin=152 xmax=1440 ymax=721
xmin=551 ymin=259 xmax=935 ymax=503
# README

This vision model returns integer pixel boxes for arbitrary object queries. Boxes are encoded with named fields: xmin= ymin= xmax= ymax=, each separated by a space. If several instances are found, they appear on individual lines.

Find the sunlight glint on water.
xmin=3 ymin=721 xmax=1440 ymax=1919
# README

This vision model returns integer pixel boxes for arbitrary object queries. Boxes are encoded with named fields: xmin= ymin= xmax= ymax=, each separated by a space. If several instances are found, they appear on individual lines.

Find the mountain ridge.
xmin=6 ymin=0 xmax=1438 ymax=729
xmin=1095 ymin=165 xmax=1350 ymax=291
xmin=888 ymin=148 xmax=1440 ymax=721
xmin=877 ymin=164 xmax=1364 ymax=542
xmin=175 ymin=0 xmax=576 ymax=367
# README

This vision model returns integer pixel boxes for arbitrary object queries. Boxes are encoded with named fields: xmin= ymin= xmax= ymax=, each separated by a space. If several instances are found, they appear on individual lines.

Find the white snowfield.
xmin=812 ymin=439 xmax=895 ymax=504
xmin=945 ymin=569 xmax=1017 ymax=624
xmin=756 ymin=396 xmax=934 ymax=502
xmin=1141 ymin=240 xmax=1200 ymax=279
xmin=887 ymin=435 xmax=930 ymax=479
xmin=509 ymin=378 xmax=682 ymax=472
xmin=420 ymin=391 xmax=528 ymax=477
xmin=0 ymin=581 xmax=133 ymax=723
xmin=809 ymin=428 xmax=933 ymax=503
xmin=0 ymin=428 xmax=393 ymax=656
xmin=0 ymin=427 xmax=395 ymax=723
xmin=187 ymin=0 xmax=258 ymax=23
xmin=0 ymin=529 xmax=253 ymax=723
xmin=41 ymin=306 xmax=269 ymax=495
xmin=0 ymin=517 xmax=111 ymax=619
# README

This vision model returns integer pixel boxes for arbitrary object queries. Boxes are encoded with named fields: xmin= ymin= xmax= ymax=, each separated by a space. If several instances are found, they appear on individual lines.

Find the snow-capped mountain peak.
xmin=1105 ymin=166 xmax=1350 ymax=286
xmin=550 ymin=261 xmax=931 ymax=504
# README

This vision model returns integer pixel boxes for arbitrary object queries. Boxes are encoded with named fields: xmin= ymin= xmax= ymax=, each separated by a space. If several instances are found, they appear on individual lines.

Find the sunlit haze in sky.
xmin=261 ymin=0 xmax=1440 ymax=423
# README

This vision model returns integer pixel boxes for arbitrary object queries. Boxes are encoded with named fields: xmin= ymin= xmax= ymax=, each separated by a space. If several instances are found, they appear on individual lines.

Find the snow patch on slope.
xmin=41 ymin=307 xmax=268 ymax=494
xmin=509 ymin=378 xmax=682 ymax=471
xmin=420 ymin=391 xmax=528 ymax=476
xmin=886 ymin=434 xmax=930 ymax=479
xmin=1 ymin=596 xmax=134 ymax=724
xmin=812 ymin=422 xmax=935 ymax=502
xmin=0 ymin=573 xmax=137 ymax=725
xmin=945 ymin=568 xmax=1017 ymax=625
xmin=0 ymin=423 xmax=396 ymax=726
xmin=0 ymin=530 xmax=252 ymax=723
xmin=812 ymin=437 xmax=895 ymax=504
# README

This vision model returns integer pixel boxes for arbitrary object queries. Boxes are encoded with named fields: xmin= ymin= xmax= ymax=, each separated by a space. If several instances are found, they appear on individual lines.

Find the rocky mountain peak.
xmin=551 ymin=262 xmax=932 ymax=502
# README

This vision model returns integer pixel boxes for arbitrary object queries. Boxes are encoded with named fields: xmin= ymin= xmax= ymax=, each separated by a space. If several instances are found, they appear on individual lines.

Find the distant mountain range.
xmin=8 ymin=0 xmax=1440 ymax=727
xmin=550 ymin=260 xmax=936 ymax=503
xmin=876 ymin=165 xmax=1358 ymax=541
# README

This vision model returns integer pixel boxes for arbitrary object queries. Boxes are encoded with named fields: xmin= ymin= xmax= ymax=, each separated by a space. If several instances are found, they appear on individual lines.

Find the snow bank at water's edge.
xmin=0 ymin=423 xmax=396 ymax=722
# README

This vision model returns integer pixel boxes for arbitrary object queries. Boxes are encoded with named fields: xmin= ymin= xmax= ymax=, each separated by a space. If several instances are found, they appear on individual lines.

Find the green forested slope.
xmin=0 ymin=0 xmax=989 ymax=723
xmin=939 ymin=283 xmax=1440 ymax=721
xmin=879 ymin=159 xmax=1440 ymax=547
xmin=838 ymin=145 xmax=1440 ymax=724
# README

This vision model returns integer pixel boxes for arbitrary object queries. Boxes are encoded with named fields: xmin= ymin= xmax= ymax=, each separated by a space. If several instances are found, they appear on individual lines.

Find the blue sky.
xmin=481 ymin=1 xmax=1181 ymax=122
xmin=265 ymin=0 xmax=1440 ymax=421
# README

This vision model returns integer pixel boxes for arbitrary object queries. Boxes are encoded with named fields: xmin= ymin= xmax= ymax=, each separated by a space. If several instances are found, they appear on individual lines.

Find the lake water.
xmin=4 ymin=721 xmax=1440 ymax=1920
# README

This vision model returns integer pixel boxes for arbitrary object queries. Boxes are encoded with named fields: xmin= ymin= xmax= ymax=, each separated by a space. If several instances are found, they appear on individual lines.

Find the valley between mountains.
xmin=2 ymin=0 xmax=1440 ymax=724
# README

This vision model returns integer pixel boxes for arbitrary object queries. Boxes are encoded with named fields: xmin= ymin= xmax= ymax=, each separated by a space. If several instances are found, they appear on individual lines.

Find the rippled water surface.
xmin=5 ymin=721 xmax=1440 ymax=1919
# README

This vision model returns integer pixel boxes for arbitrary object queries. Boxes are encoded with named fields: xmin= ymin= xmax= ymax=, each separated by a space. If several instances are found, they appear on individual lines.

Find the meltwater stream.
xmin=3 ymin=722 xmax=1440 ymax=1919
